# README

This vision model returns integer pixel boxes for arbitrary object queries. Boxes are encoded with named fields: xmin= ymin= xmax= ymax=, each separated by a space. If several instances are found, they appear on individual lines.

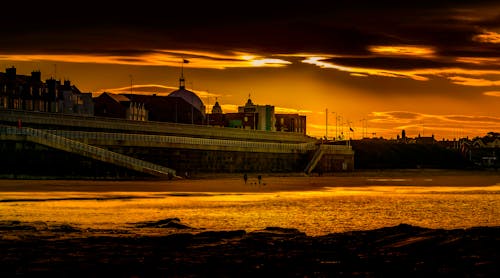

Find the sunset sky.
xmin=1 ymin=1 xmax=499 ymax=139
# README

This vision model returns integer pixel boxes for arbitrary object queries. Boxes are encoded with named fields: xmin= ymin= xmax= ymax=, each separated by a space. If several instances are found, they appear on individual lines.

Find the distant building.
xmin=275 ymin=114 xmax=307 ymax=135
xmin=224 ymin=112 xmax=258 ymax=129
xmin=93 ymin=92 xmax=147 ymax=121
xmin=205 ymin=97 xmax=306 ymax=134
xmin=472 ymin=136 xmax=500 ymax=148
xmin=0 ymin=67 xmax=93 ymax=115
xmin=207 ymin=99 xmax=225 ymax=127
xmin=93 ymin=76 xmax=206 ymax=124
xmin=237 ymin=97 xmax=276 ymax=131
xmin=168 ymin=79 xmax=206 ymax=121
xmin=415 ymin=134 xmax=436 ymax=144
xmin=470 ymin=132 xmax=500 ymax=167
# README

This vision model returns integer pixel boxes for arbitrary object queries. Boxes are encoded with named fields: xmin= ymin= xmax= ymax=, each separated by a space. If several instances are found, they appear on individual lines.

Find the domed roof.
xmin=211 ymin=100 xmax=222 ymax=114
xmin=168 ymin=88 xmax=204 ymax=112
xmin=245 ymin=98 xmax=254 ymax=107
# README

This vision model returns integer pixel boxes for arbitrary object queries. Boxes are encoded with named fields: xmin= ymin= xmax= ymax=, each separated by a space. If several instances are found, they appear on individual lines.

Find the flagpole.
xmin=181 ymin=59 xmax=184 ymax=79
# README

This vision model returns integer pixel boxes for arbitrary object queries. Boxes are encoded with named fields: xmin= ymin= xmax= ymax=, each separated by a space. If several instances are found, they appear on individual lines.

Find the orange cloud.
xmin=302 ymin=56 xmax=429 ymax=81
xmin=103 ymin=84 xmax=176 ymax=95
xmin=456 ymin=57 xmax=500 ymax=65
xmin=369 ymin=45 xmax=435 ymax=57
xmin=220 ymin=104 xmax=238 ymax=113
xmin=368 ymin=111 xmax=500 ymax=139
xmin=275 ymin=107 xmax=313 ymax=114
xmin=99 ymin=84 xmax=221 ymax=98
xmin=0 ymin=50 xmax=291 ymax=69
xmin=448 ymin=76 xmax=500 ymax=86
xmin=483 ymin=91 xmax=500 ymax=97
xmin=473 ymin=31 xmax=500 ymax=43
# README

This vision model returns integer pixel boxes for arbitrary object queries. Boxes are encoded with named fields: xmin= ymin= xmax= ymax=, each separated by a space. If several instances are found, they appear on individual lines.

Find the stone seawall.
xmin=0 ymin=140 xmax=354 ymax=178
xmin=0 ymin=110 xmax=354 ymax=178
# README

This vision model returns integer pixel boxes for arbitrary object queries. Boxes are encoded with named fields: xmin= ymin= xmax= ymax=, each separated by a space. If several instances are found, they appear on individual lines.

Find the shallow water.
xmin=1 ymin=183 xmax=499 ymax=236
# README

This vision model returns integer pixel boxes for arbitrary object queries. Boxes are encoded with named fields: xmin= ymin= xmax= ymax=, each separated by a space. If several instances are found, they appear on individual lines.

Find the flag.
xmin=183 ymin=59 xmax=189 ymax=63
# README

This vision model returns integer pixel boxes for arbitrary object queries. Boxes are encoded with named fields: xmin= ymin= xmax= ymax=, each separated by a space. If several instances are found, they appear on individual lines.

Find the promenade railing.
xmin=0 ymin=125 xmax=177 ymax=177
xmin=0 ymin=109 xmax=316 ymax=143
xmin=47 ymin=130 xmax=324 ymax=154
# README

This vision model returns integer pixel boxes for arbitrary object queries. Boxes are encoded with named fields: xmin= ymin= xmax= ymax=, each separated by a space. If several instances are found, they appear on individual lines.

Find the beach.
xmin=0 ymin=169 xmax=498 ymax=193
xmin=1 ymin=170 xmax=499 ymax=277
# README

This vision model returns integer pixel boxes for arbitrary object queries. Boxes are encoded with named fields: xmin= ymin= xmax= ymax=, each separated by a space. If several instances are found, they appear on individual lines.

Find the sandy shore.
xmin=0 ymin=169 xmax=498 ymax=193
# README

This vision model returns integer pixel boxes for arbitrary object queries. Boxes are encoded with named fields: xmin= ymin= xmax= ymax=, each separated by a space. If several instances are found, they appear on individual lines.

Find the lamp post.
xmin=325 ymin=108 xmax=328 ymax=140
xmin=332 ymin=111 xmax=337 ymax=141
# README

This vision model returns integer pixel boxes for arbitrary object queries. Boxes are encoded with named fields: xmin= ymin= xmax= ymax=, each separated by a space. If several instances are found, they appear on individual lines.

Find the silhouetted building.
xmin=0 ymin=67 xmax=93 ymax=115
xmin=416 ymin=134 xmax=436 ymax=144
xmin=275 ymin=114 xmax=307 ymax=135
xmin=469 ymin=132 xmax=500 ymax=167
xmin=127 ymin=94 xmax=204 ymax=124
xmin=94 ymin=74 xmax=206 ymax=124
xmin=204 ymin=97 xmax=306 ymax=133
xmin=94 ymin=92 xmax=204 ymax=124
xmin=207 ymin=99 xmax=225 ymax=127
xmin=93 ymin=92 xmax=147 ymax=121
xmin=237 ymin=97 xmax=275 ymax=131
xmin=224 ymin=112 xmax=259 ymax=129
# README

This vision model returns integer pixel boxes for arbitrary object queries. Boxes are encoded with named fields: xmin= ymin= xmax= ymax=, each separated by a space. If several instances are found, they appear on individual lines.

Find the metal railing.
xmin=0 ymin=109 xmax=317 ymax=143
xmin=0 ymin=125 xmax=177 ymax=177
xmin=47 ymin=130 xmax=320 ymax=154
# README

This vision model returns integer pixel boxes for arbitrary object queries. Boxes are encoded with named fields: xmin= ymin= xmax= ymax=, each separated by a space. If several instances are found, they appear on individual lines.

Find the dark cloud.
xmin=326 ymin=56 xmax=500 ymax=71
xmin=1 ymin=0 xmax=500 ymax=68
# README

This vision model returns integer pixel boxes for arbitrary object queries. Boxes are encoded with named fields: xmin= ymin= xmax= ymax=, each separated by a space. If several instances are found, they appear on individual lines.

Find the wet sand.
xmin=0 ymin=169 xmax=498 ymax=193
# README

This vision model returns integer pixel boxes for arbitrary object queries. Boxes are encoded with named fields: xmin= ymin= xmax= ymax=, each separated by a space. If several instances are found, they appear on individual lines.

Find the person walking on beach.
xmin=243 ymin=173 xmax=248 ymax=184
xmin=257 ymin=175 xmax=262 ymax=185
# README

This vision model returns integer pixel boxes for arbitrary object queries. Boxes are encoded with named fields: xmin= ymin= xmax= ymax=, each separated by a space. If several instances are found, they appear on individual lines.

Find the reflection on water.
xmin=1 ymin=185 xmax=499 ymax=236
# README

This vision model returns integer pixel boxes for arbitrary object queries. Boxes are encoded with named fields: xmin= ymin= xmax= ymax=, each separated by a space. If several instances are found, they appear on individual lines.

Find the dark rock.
xmin=135 ymin=218 xmax=191 ymax=229
xmin=248 ymin=227 xmax=307 ymax=239
xmin=194 ymin=230 xmax=246 ymax=242
xmin=51 ymin=224 xmax=80 ymax=233
xmin=264 ymin=227 xmax=303 ymax=234
xmin=0 ymin=225 xmax=498 ymax=277
xmin=0 ymin=220 xmax=36 ymax=231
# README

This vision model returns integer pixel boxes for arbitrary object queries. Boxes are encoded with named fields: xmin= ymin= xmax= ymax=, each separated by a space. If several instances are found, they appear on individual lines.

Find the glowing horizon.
xmin=1 ymin=2 xmax=499 ymax=140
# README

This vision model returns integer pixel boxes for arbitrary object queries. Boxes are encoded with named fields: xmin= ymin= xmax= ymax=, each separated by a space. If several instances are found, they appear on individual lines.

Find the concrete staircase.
xmin=304 ymin=145 xmax=325 ymax=174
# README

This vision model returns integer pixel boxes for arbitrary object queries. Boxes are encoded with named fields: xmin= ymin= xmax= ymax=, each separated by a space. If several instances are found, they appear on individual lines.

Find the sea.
xmin=1 ymin=180 xmax=499 ymax=236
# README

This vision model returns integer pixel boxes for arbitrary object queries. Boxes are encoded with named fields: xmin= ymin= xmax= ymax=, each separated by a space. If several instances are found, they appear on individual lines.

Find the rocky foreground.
xmin=1 ymin=220 xmax=499 ymax=277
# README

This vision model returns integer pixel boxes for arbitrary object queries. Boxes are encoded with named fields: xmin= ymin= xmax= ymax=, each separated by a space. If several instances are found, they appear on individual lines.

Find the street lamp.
xmin=332 ymin=111 xmax=337 ymax=141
